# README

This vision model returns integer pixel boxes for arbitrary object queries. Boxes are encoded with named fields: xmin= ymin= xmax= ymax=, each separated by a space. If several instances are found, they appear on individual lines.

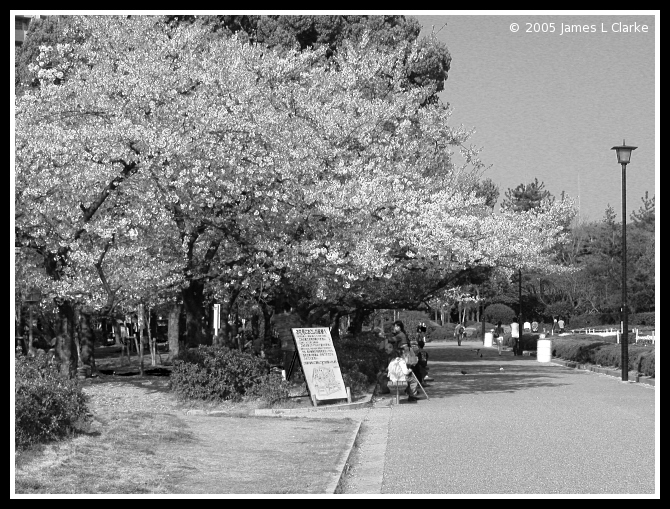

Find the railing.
xmin=570 ymin=328 xmax=656 ymax=344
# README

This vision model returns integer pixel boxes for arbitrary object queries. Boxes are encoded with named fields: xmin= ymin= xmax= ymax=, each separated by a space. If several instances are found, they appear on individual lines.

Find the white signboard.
xmin=213 ymin=304 xmax=221 ymax=335
xmin=291 ymin=328 xmax=348 ymax=402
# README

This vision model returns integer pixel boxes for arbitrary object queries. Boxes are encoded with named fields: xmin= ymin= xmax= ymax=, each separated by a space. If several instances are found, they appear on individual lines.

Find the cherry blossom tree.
xmin=15 ymin=16 xmax=577 ymax=370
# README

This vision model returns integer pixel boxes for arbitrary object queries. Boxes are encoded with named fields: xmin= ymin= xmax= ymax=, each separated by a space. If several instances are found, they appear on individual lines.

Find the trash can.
xmin=537 ymin=338 xmax=552 ymax=362
xmin=484 ymin=332 xmax=493 ymax=348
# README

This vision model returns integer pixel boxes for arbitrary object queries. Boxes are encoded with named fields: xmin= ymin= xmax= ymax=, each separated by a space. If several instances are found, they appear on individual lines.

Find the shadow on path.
xmin=417 ymin=341 xmax=569 ymax=398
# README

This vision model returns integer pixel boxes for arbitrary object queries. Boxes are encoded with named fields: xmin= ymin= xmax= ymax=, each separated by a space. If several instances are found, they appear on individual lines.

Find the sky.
xmin=415 ymin=12 xmax=657 ymax=223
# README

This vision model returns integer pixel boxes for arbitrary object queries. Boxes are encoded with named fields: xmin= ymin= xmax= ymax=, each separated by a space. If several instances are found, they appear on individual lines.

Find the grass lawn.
xmin=14 ymin=364 xmax=360 ymax=495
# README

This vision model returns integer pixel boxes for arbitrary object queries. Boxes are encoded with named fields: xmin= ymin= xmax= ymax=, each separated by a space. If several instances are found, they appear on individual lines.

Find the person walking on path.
xmin=510 ymin=317 xmax=520 ymax=356
xmin=551 ymin=315 xmax=558 ymax=335
xmin=558 ymin=316 xmax=566 ymax=334
xmin=494 ymin=321 xmax=505 ymax=355
xmin=531 ymin=318 xmax=539 ymax=333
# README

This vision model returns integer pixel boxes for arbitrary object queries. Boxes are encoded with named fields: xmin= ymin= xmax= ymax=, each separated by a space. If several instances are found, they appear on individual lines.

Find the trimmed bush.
xmin=334 ymin=331 xmax=386 ymax=384
xmin=15 ymin=353 xmax=91 ymax=450
xmin=341 ymin=367 xmax=369 ymax=397
xmin=483 ymin=303 xmax=516 ymax=325
xmin=169 ymin=346 xmax=270 ymax=402
xmin=636 ymin=350 xmax=655 ymax=377
xmin=552 ymin=338 xmax=610 ymax=363
xmin=549 ymin=336 xmax=654 ymax=376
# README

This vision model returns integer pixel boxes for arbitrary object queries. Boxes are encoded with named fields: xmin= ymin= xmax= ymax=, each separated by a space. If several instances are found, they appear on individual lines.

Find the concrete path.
xmin=341 ymin=340 xmax=656 ymax=495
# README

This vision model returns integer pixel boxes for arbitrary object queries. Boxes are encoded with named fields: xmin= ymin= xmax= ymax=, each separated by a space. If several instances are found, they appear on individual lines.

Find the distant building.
xmin=15 ymin=15 xmax=45 ymax=46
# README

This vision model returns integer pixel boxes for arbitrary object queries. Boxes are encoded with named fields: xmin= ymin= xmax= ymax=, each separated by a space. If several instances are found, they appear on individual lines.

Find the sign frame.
xmin=291 ymin=327 xmax=349 ymax=404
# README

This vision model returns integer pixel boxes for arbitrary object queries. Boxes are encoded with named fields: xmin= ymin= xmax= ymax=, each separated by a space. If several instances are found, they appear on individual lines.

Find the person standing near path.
xmin=494 ymin=321 xmax=505 ymax=355
xmin=389 ymin=320 xmax=409 ymax=350
xmin=531 ymin=318 xmax=539 ymax=333
xmin=510 ymin=317 xmax=520 ymax=356
xmin=558 ymin=316 xmax=566 ymax=334
xmin=551 ymin=316 xmax=558 ymax=335
xmin=454 ymin=321 xmax=465 ymax=346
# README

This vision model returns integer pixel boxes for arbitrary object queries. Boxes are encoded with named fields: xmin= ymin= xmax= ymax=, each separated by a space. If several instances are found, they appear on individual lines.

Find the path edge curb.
xmin=330 ymin=419 xmax=364 ymax=494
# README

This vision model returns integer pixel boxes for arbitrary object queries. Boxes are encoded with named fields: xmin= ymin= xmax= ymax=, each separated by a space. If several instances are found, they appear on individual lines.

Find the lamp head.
xmin=611 ymin=139 xmax=637 ymax=165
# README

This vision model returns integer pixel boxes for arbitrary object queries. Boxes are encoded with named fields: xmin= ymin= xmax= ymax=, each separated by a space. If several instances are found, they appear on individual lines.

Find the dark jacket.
xmin=391 ymin=330 xmax=409 ymax=349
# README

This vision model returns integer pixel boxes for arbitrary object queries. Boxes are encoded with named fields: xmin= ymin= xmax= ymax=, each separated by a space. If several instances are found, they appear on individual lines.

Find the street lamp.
xmin=518 ymin=267 xmax=522 ymax=356
xmin=611 ymin=140 xmax=637 ymax=382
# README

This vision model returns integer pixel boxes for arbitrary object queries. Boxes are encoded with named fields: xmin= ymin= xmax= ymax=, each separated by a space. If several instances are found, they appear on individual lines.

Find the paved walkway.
xmin=339 ymin=340 xmax=656 ymax=495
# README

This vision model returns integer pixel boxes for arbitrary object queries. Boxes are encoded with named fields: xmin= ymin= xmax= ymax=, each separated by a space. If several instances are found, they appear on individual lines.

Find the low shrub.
xmin=341 ymin=366 xmax=369 ymax=397
xmin=483 ymin=303 xmax=516 ymax=325
xmin=549 ymin=337 xmax=655 ymax=376
xmin=425 ymin=323 xmax=451 ymax=342
xmin=247 ymin=374 xmax=290 ymax=406
xmin=334 ymin=331 xmax=386 ymax=384
xmin=15 ymin=353 xmax=91 ymax=450
xmin=636 ymin=350 xmax=655 ymax=377
xmin=501 ymin=333 xmax=538 ymax=350
xmin=551 ymin=338 xmax=609 ymax=363
xmin=169 ymin=346 xmax=270 ymax=402
xmin=591 ymin=344 xmax=655 ymax=375
xmin=631 ymin=312 xmax=655 ymax=327
xmin=519 ymin=333 xmax=540 ymax=351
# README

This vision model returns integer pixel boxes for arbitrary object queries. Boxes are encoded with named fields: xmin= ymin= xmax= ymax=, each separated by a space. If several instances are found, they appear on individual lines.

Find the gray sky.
xmin=416 ymin=13 xmax=657 ymax=223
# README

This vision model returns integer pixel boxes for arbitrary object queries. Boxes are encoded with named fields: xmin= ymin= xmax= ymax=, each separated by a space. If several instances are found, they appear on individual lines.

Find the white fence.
xmin=569 ymin=328 xmax=656 ymax=344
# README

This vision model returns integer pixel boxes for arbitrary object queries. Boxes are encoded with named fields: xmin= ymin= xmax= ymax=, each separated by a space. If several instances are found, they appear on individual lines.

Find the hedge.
xmin=169 ymin=346 xmax=270 ymax=402
xmin=550 ymin=337 xmax=655 ymax=377
xmin=567 ymin=312 xmax=655 ymax=329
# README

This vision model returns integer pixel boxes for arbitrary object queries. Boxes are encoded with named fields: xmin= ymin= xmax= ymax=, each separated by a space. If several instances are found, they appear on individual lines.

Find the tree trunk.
xmin=261 ymin=301 xmax=273 ymax=344
xmin=55 ymin=301 xmax=78 ymax=378
xmin=181 ymin=280 xmax=208 ymax=347
xmin=145 ymin=306 xmax=157 ymax=366
xmin=137 ymin=304 xmax=145 ymax=376
xmin=251 ymin=313 xmax=260 ymax=339
xmin=349 ymin=308 xmax=368 ymax=334
xmin=167 ymin=304 xmax=181 ymax=361
xmin=330 ymin=312 xmax=341 ymax=341
xmin=79 ymin=311 xmax=96 ymax=375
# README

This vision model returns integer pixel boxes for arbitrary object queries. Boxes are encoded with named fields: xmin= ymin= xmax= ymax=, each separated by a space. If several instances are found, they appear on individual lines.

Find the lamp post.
xmin=611 ymin=140 xmax=637 ymax=382
xmin=518 ymin=268 xmax=522 ymax=356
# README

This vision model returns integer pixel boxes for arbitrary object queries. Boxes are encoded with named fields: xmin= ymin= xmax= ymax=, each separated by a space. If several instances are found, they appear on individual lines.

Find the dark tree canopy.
xmin=501 ymin=178 xmax=555 ymax=213
xmin=167 ymin=14 xmax=452 ymax=103
xmin=630 ymin=191 xmax=655 ymax=233
xmin=472 ymin=177 xmax=500 ymax=209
